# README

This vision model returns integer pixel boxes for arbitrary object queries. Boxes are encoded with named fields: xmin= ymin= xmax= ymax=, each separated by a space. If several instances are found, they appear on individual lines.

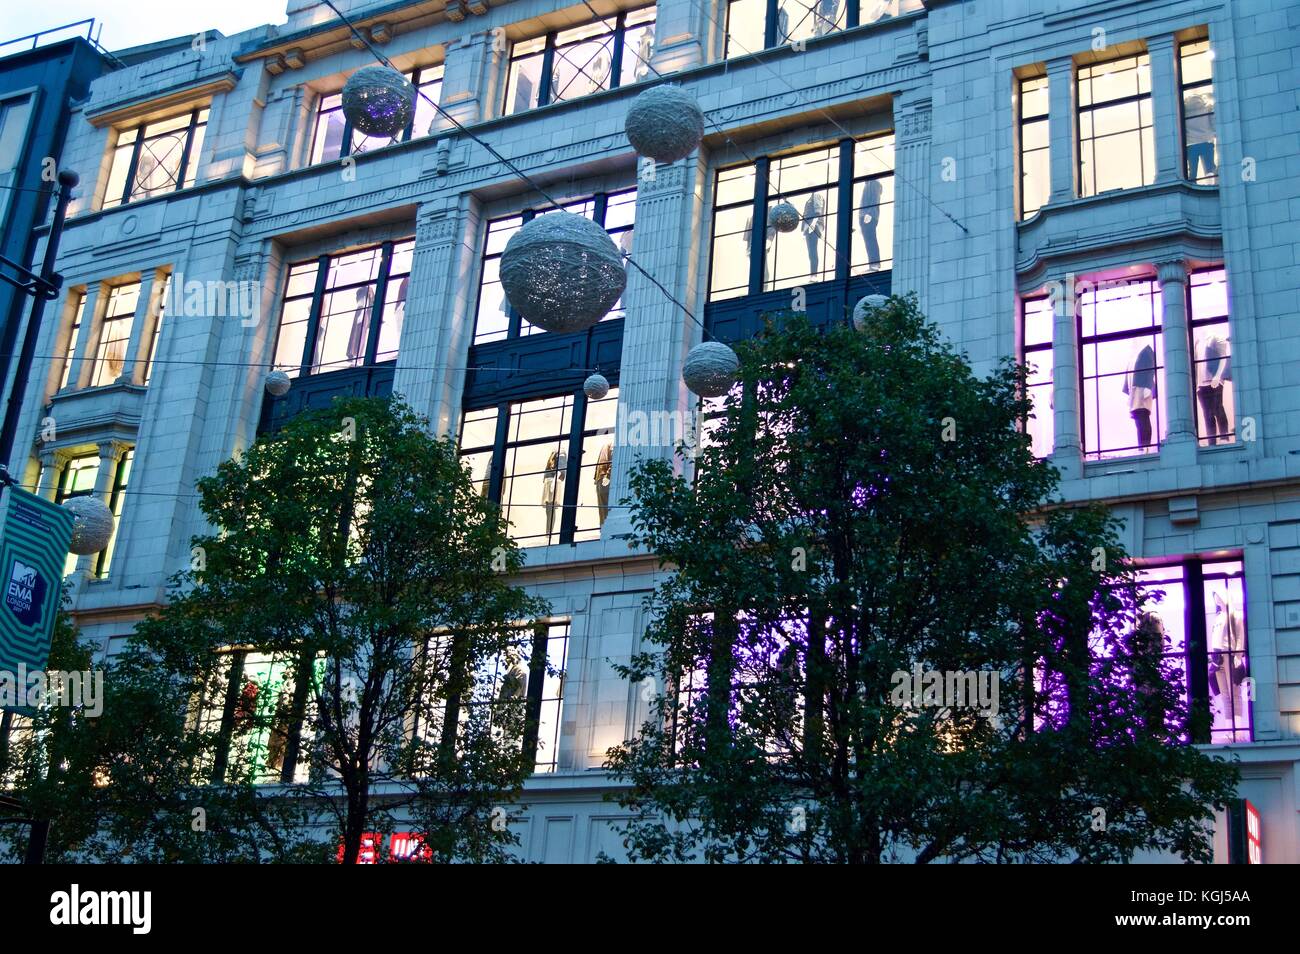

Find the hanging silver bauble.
xmin=852 ymin=294 xmax=889 ymax=332
xmin=265 ymin=370 xmax=292 ymax=397
xmin=682 ymin=341 xmax=740 ymax=397
xmin=624 ymin=85 xmax=705 ymax=164
xmin=768 ymin=201 xmax=800 ymax=233
xmin=341 ymin=65 xmax=415 ymax=137
xmin=499 ymin=211 xmax=627 ymax=334
xmin=62 ymin=496 xmax=115 ymax=555
xmin=583 ymin=372 xmax=611 ymax=400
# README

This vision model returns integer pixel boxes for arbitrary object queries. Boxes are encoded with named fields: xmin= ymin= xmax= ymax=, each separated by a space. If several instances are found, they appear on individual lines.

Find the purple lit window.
xmin=1021 ymin=294 xmax=1054 ymax=458
xmin=1189 ymin=268 xmax=1234 ymax=446
xmin=1079 ymin=276 xmax=1164 ymax=461
xmin=1037 ymin=557 xmax=1251 ymax=744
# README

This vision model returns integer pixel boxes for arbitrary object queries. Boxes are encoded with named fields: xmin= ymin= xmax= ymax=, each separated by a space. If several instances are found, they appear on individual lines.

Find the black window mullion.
xmin=341 ymin=117 xmax=356 ymax=158
xmin=521 ymin=623 xmax=549 ymax=767
xmin=559 ymin=393 xmax=587 ymax=543
xmin=538 ymin=36 xmax=556 ymax=107
xmin=211 ymin=650 xmax=248 ymax=784
xmin=593 ymin=191 xmax=609 ymax=228
xmin=749 ymin=158 xmax=770 ymax=295
xmin=507 ymin=210 xmax=538 ymax=339
xmin=278 ymin=650 xmax=315 ymax=784
xmin=300 ymin=254 xmax=331 ymax=375
xmin=846 ymin=0 xmax=860 ymax=28
xmin=609 ymin=14 xmax=626 ymax=90
xmin=487 ymin=403 xmax=510 ymax=503
xmin=1184 ymin=559 xmax=1211 ymax=743
xmin=835 ymin=139 xmax=854 ymax=283
xmin=174 ymin=109 xmax=200 ymax=193
xmin=364 ymin=242 xmax=394 ymax=365
xmin=764 ymin=0 xmax=780 ymax=49
xmin=123 ymin=127 xmax=144 ymax=205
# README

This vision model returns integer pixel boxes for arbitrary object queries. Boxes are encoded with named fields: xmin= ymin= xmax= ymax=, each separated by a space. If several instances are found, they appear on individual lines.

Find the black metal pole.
xmin=0 ymin=169 xmax=79 ymax=472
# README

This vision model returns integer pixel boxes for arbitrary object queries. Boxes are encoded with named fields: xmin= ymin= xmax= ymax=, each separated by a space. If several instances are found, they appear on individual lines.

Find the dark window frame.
xmin=1075 ymin=51 xmax=1154 ymax=198
xmin=1178 ymin=38 xmax=1217 ymax=185
xmin=1187 ymin=265 xmax=1234 ymax=446
xmin=459 ymin=388 xmax=617 ymax=547
xmin=706 ymin=133 xmax=894 ymax=303
xmin=1076 ymin=272 xmax=1164 ymax=462
xmin=724 ymin=0 xmax=865 ymax=57
xmin=1019 ymin=292 xmax=1054 ymax=458
xmin=1016 ymin=72 xmax=1050 ymax=219
xmin=103 ymin=107 xmax=208 ymax=209
xmin=503 ymin=5 xmax=657 ymax=115
xmin=272 ymin=237 xmax=414 ymax=379
xmin=471 ymin=187 xmax=637 ymax=344
xmin=308 ymin=65 xmax=444 ymax=165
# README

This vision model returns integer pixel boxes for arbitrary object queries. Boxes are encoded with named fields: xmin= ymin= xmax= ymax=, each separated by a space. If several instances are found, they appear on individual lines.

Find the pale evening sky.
xmin=0 ymin=1 xmax=288 ymax=54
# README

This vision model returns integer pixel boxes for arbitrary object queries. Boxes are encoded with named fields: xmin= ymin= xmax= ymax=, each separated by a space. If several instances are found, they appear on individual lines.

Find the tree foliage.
xmin=606 ymin=297 xmax=1238 ymax=863
xmin=3 ymin=397 xmax=547 ymax=862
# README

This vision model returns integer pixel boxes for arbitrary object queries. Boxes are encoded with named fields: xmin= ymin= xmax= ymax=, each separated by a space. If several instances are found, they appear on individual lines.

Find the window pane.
xmin=725 ymin=0 xmax=767 ymax=56
xmin=1079 ymin=277 xmax=1164 ymax=460
xmin=574 ymin=389 xmax=618 ymax=540
xmin=621 ymin=13 xmax=657 ymax=86
xmin=1078 ymin=54 xmax=1153 ymax=197
xmin=91 ymin=282 xmax=140 ymax=387
xmin=550 ymin=29 xmax=616 ymax=104
xmin=1190 ymin=269 xmax=1233 ymax=446
xmin=311 ymin=104 xmax=347 ymax=164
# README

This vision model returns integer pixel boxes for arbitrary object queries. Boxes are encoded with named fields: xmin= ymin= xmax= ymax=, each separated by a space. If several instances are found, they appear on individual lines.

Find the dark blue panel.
xmin=464 ymin=318 xmax=623 ymax=409
xmin=704 ymin=271 xmax=892 ymax=344
xmin=257 ymin=363 xmax=395 ymax=435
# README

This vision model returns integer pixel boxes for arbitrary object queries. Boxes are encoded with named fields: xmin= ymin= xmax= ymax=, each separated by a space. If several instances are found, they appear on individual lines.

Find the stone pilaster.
xmin=1045 ymin=55 xmax=1075 ymax=204
xmin=1050 ymin=277 xmax=1081 ymax=480
xmin=393 ymin=196 xmax=476 ymax=437
xmin=601 ymin=156 xmax=704 ymax=539
xmin=1147 ymin=35 xmax=1183 ymax=184
xmin=647 ymin=0 xmax=707 ymax=73
xmin=892 ymin=91 xmax=932 ymax=311
xmin=1156 ymin=259 xmax=1196 ymax=461
xmin=437 ymin=31 xmax=500 ymax=128
xmin=119 ymin=269 xmax=161 ymax=385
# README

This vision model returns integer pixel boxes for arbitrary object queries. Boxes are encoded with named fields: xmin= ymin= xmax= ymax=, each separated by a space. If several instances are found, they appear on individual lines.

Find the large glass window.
xmin=1079 ymin=276 xmax=1164 ymax=461
xmin=195 ymin=652 xmax=320 ymax=784
xmin=504 ymin=7 xmax=656 ymax=116
xmin=271 ymin=238 xmax=414 ymax=378
xmin=89 ymin=282 xmax=140 ymax=388
xmin=58 ymin=291 xmax=88 ymax=391
xmin=309 ymin=66 xmax=444 ymax=165
xmin=1132 ymin=560 xmax=1251 ymax=743
xmin=459 ymin=390 xmax=618 ymax=547
xmin=1020 ymin=294 xmax=1054 ymax=458
xmin=472 ymin=188 xmax=636 ymax=344
xmin=723 ymin=0 xmax=916 ymax=57
xmin=55 ymin=451 xmax=132 ymax=579
xmin=706 ymin=135 xmax=894 ymax=302
xmin=1077 ymin=53 xmax=1153 ymax=197
xmin=102 ymin=108 xmax=208 ymax=209
xmin=1180 ymin=39 xmax=1216 ymax=184
xmin=142 ymin=275 xmax=172 ymax=385
xmin=1189 ymin=267 xmax=1233 ymax=446
xmin=1017 ymin=74 xmax=1050 ymax=218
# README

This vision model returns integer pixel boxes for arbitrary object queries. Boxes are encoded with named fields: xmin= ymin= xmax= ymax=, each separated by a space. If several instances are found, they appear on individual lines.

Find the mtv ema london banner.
xmin=0 ymin=485 xmax=73 ymax=677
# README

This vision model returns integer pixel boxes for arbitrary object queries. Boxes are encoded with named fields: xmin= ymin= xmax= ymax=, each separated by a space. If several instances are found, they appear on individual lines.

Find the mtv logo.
xmin=11 ymin=561 xmax=36 ymax=588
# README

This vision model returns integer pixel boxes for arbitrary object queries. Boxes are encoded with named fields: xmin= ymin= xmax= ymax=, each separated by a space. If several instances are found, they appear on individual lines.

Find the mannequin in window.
xmin=858 ymin=177 xmax=883 ymax=270
xmin=743 ymin=213 xmax=775 ymax=263
xmin=542 ymin=449 xmax=566 ymax=539
xmin=594 ymin=442 xmax=613 ymax=525
xmin=1121 ymin=342 xmax=1157 ymax=449
xmin=814 ymin=0 xmax=841 ymax=36
xmin=1184 ymin=92 xmax=1217 ymax=182
xmin=1128 ymin=611 xmax=1168 ymax=734
xmin=1196 ymin=333 xmax=1231 ymax=444
xmin=347 ymin=284 xmax=374 ymax=364
xmin=1207 ymin=589 xmax=1245 ymax=723
xmin=498 ymin=661 xmax=528 ymax=703
xmin=632 ymin=29 xmax=655 ymax=82
xmin=802 ymin=191 xmax=826 ymax=276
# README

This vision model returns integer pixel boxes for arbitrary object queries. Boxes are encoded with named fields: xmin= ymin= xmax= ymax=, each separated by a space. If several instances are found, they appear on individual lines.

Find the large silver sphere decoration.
xmin=583 ymin=372 xmax=610 ymax=400
xmin=265 ymin=370 xmax=292 ymax=397
xmin=341 ymin=65 xmax=415 ymax=137
xmin=63 ymin=496 xmax=115 ymax=556
xmin=624 ymin=85 xmax=705 ymax=164
xmin=682 ymin=341 xmax=740 ymax=397
xmin=852 ymin=294 xmax=889 ymax=332
xmin=768 ymin=201 xmax=800 ymax=233
xmin=499 ymin=212 xmax=627 ymax=334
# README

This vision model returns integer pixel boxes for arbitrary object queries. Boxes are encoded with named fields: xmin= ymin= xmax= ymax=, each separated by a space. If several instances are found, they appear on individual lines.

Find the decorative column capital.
xmin=1156 ymin=259 xmax=1189 ymax=285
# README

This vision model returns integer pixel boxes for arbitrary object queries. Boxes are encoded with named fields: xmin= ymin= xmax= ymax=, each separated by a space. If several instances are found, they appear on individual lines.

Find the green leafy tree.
xmin=606 ymin=297 xmax=1239 ymax=863
xmin=4 ymin=397 xmax=548 ymax=862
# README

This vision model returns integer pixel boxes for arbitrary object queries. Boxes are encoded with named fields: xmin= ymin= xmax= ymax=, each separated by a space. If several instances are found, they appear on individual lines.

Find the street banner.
xmin=0 ymin=485 xmax=72 ymax=680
